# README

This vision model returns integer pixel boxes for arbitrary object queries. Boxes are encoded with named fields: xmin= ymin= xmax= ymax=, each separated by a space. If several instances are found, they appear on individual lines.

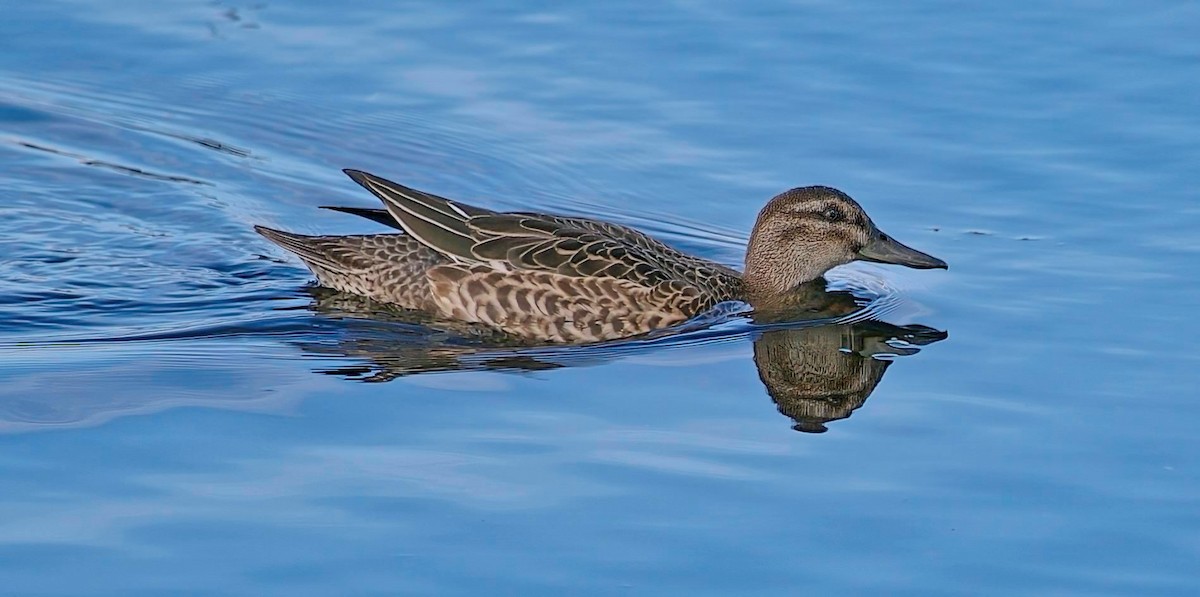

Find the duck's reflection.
xmin=752 ymin=321 xmax=944 ymax=432
xmin=294 ymin=280 xmax=946 ymax=433
xmin=746 ymin=280 xmax=946 ymax=432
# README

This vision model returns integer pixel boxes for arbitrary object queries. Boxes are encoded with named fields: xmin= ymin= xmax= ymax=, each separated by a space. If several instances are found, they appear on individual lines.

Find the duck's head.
xmin=744 ymin=186 xmax=946 ymax=295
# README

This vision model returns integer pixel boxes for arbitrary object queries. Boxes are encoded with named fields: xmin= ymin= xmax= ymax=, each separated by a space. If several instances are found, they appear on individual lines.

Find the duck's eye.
xmin=822 ymin=207 xmax=844 ymax=222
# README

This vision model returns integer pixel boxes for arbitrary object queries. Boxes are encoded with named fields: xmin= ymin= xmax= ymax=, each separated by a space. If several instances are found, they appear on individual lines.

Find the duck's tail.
xmin=254 ymin=225 xmax=347 ymax=274
xmin=318 ymin=205 xmax=402 ymax=230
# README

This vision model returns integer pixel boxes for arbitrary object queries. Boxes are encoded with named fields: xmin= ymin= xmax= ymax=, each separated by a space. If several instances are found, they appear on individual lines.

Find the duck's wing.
xmin=343 ymin=169 xmax=730 ymax=289
xmin=321 ymin=180 xmax=494 ymax=231
xmin=344 ymin=169 xmax=498 ymax=261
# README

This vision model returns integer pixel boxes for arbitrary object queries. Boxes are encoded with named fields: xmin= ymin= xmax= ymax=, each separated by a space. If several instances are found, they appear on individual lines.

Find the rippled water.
xmin=2 ymin=1 xmax=1199 ymax=594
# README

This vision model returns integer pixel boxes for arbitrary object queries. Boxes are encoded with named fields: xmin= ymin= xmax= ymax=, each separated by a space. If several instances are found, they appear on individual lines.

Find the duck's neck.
xmin=743 ymin=262 xmax=798 ymax=297
xmin=742 ymin=241 xmax=823 ymax=298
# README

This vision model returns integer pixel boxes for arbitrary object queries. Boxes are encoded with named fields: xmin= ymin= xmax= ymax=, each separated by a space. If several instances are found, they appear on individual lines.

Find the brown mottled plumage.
xmin=256 ymin=169 xmax=945 ymax=343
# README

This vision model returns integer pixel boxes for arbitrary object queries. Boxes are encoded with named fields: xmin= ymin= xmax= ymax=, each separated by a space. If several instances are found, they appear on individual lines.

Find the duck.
xmin=255 ymin=169 xmax=946 ymax=343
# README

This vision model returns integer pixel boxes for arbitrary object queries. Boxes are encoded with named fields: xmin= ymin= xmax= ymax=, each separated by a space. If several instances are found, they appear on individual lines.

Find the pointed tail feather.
xmin=254 ymin=225 xmax=345 ymax=272
xmin=319 ymin=205 xmax=403 ymax=230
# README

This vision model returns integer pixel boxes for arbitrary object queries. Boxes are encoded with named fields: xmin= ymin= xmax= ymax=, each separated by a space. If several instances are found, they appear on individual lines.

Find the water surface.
xmin=2 ymin=1 xmax=1198 ymax=594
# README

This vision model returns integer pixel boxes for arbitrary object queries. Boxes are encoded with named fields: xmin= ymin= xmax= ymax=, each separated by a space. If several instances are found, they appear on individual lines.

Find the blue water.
xmin=2 ymin=1 xmax=1199 ymax=594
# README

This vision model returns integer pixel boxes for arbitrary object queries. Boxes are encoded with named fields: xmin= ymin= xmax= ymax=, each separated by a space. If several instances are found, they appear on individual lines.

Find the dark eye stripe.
xmin=785 ymin=203 xmax=858 ymax=224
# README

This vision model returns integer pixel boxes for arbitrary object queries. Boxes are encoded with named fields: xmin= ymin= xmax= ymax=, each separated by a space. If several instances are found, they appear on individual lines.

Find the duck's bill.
xmin=858 ymin=231 xmax=947 ymax=269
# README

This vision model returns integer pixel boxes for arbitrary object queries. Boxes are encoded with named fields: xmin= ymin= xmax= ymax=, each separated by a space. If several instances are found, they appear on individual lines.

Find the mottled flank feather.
xmin=427 ymin=265 xmax=700 ymax=343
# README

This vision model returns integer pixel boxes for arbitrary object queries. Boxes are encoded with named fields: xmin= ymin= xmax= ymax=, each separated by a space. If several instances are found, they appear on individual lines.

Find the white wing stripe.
xmin=365 ymin=178 xmax=470 ymax=238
